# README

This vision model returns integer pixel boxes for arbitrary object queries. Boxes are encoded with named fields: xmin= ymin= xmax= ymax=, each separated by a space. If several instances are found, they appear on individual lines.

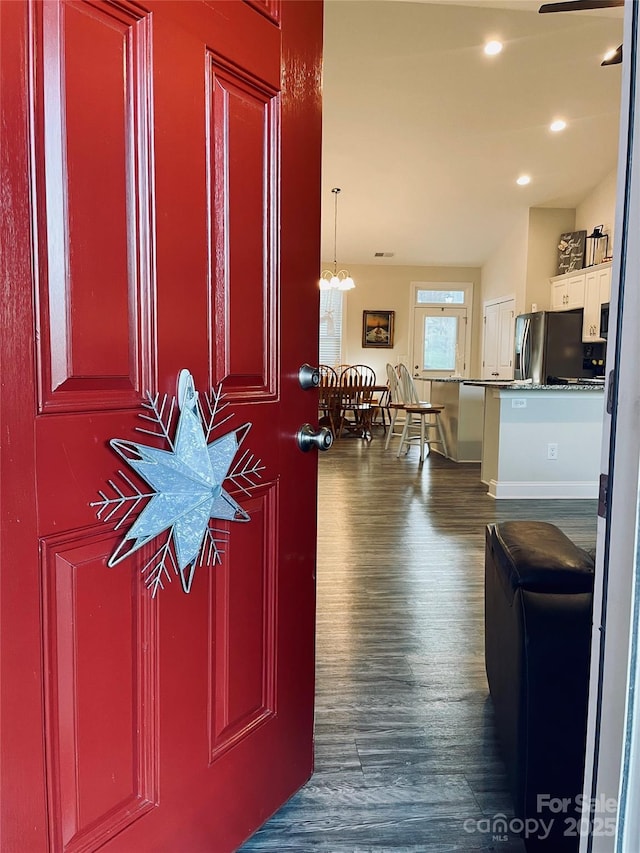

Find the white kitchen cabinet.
xmin=482 ymin=298 xmax=515 ymax=380
xmin=582 ymin=263 xmax=612 ymax=342
xmin=550 ymin=271 xmax=586 ymax=310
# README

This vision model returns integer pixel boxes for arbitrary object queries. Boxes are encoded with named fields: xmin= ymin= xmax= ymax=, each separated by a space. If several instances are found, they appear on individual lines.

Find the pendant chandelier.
xmin=319 ymin=187 xmax=355 ymax=291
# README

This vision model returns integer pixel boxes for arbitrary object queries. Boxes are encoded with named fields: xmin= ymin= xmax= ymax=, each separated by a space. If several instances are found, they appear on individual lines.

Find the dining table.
xmin=319 ymin=382 xmax=388 ymax=440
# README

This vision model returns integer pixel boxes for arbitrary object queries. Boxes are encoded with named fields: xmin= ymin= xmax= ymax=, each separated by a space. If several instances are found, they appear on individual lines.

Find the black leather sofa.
xmin=484 ymin=521 xmax=595 ymax=852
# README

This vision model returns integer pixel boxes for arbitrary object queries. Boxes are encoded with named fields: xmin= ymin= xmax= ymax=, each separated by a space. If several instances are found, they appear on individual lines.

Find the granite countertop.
xmin=430 ymin=377 xmax=605 ymax=390
xmin=463 ymin=380 xmax=605 ymax=391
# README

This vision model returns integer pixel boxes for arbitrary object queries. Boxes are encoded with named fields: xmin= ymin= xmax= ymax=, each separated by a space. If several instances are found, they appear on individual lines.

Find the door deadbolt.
xmin=298 ymin=364 xmax=320 ymax=390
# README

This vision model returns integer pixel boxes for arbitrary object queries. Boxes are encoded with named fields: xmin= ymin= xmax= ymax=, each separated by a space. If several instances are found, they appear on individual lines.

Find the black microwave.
xmin=600 ymin=302 xmax=610 ymax=339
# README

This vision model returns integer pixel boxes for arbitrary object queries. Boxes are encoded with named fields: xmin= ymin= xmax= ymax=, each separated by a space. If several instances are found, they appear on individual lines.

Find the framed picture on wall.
xmin=362 ymin=310 xmax=395 ymax=348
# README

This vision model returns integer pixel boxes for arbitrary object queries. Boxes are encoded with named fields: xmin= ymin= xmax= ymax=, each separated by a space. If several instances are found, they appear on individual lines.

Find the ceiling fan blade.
xmin=539 ymin=0 xmax=623 ymax=12
xmin=601 ymin=44 xmax=623 ymax=65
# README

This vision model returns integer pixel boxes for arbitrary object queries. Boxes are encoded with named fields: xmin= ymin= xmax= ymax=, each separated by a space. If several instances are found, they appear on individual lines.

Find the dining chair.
xmin=394 ymin=364 xmax=448 ymax=462
xmin=384 ymin=363 xmax=407 ymax=450
xmin=371 ymin=385 xmax=389 ymax=432
xmin=318 ymin=365 xmax=340 ymax=438
xmin=319 ymin=364 xmax=338 ymax=384
xmin=354 ymin=364 xmax=389 ymax=432
xmin=338 ymin=365 xmax=376 ymax=439
xmin=351 ymin=364 xmax=388 ymax=434
xmin=397 ymin=362 xmax=426 ymax=405
xmin=333 ymin=364 xmax=352 ymax=377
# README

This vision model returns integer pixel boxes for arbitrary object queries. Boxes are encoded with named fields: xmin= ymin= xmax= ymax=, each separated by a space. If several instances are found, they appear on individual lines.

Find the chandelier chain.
xmin=319 ymin=186 xmax=355 ymax=290
xmin=332 ymin=187 xmax=340 ymax=272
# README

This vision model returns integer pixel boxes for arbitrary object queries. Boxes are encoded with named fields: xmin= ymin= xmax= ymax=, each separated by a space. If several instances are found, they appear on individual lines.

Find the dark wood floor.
xmin=239 ymin=434 xmax=598 ymax=852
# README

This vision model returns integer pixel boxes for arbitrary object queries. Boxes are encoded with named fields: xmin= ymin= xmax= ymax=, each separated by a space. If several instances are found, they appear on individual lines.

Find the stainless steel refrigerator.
xmin=513 ymin=310 xmax=588 ymax=384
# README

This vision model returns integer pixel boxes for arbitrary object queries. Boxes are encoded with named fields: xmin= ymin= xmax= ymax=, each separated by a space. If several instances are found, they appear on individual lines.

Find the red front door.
xmin=0 ymin=1 xmax=322 ymax=850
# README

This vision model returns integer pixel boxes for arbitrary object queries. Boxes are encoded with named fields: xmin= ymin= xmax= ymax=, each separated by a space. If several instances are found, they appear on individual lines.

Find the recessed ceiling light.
xmin=484 ymin=40 xmax=503 ymax=57
xmin=516 ymin=175 xmax=531 ymax=186
xmin=550 ymin=119 xmax=567 ymax=133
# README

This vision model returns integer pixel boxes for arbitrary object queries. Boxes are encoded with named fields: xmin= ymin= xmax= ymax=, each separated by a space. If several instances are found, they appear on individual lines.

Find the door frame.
xmin=581 ymin=2 xmax=640 ymax=849
xmin=481 ymin=294 xmax=515 ymax=380
xmin=408 ymin=281 xmax=473 ymax=379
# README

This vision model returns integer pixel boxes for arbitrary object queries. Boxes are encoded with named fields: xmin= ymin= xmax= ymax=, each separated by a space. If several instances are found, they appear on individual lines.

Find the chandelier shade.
xmin=319 ymin=187 xmax=355 ymax=291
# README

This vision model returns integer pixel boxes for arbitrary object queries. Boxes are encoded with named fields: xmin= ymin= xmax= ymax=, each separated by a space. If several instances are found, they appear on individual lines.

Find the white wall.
xmin=526 ymin=207 xmax=576 ymax=310
xmin=332 ymin=263 xmax=482 ymax=382
xmin=575 ymin=168 xmax=617 ymax=258
xmin=471 ymin=210 xmax=534 ymax=374
xmin=479 ymin=209 xmax=529 ymax=313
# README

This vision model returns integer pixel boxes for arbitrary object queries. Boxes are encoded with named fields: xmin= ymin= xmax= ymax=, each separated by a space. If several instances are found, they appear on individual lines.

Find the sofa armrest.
xmin=484 ymin=521 xmax=595 ymax=851
xmin=489 ymin=521 xmax=594 ymax=604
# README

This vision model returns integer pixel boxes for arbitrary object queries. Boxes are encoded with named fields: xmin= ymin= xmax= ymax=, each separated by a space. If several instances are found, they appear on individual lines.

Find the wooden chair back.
xmin=397 ymin=363 xmax=423 ymax=405
xmin=319 ymin=365 xmax=338 ymax=387
xmin=318 ymin=365 xmax=341 ymax=438
xmin=340 ymin=364 xmax=376 ymax=393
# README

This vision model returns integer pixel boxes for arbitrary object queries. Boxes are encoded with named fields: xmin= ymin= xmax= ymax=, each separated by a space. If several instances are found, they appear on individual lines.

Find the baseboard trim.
xmin=487 ymin=479 xmax=599 ymax=500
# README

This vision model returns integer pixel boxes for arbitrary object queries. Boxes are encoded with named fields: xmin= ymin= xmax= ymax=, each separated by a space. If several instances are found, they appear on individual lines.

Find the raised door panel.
xmin=594 ymin=267 xmax=612 ymax=340
xmin=33 ymin=1 xmax=154 ymax=413
xmin=550 ymin=280 xmax=567 ymax=310
xmin=208 ymin=489 xmax=277 ymax=759
xmin=566 ymin=273 xmax=586 ymax=309
xmin=244 ymin=0 xmax=281 ymax=24
xmin=597 ymin=267 xmax=612 ymax=306
xmin=583 ymin=271 xmax=600 ymax=341
xmin=497 ymin=301 xmax=515 ymax=378
xmin=207 ymin=57 xmax=279 ymax=399
xmin=583 ymin=267 xmax=611 ymax=341
xmin=482 ymin=303 xmax=499 ymax=378
xmin=41 ymin=529 xmax=158 ymax=852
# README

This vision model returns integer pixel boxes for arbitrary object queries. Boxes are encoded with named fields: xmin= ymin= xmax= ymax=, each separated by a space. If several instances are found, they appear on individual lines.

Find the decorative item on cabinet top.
xmin=91 ymin=369 xmax=264 ymax=597
xmin=556 ymin=230 xmax=586 ymax=275
xmin=586 ymin=225 xmax=610 ymax=267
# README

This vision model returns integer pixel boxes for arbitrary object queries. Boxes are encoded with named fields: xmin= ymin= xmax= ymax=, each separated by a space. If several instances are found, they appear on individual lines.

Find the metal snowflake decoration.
xmin=91 ymin=369 xmax=264 ymax=597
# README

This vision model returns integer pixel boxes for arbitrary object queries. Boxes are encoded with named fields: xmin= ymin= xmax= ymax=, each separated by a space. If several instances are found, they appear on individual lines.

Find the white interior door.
xmin=482 ymin=299 xmax=514 ymax=380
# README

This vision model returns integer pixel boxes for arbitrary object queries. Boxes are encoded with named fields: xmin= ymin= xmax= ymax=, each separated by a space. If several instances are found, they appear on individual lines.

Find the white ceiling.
xmin=321 ymin=0 xmax=624 ymax=267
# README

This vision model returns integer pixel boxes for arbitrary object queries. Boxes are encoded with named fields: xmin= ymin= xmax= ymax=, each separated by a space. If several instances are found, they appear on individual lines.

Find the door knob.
xmin=298 ymin=364 xmax=320 ymax=389
xmin=296 ymin=424 xmax=333 ymax=452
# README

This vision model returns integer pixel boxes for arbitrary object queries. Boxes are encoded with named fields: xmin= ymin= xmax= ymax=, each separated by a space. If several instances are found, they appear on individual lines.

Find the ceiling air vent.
xmin=374 ymin=252 xmax=394 ymax=258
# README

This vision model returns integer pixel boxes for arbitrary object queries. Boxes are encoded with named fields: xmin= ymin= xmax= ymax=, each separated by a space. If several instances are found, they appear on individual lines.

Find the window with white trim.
xmin=319 ymin=289 xmax=344 ymax=367
xmin=416 ymin=288 xmax=465 ymax=304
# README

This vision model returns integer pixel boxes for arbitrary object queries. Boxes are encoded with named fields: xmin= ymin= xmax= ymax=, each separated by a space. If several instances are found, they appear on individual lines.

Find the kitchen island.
xmin=430 ymin=379 xmax=485 ymax=462
xmin=479 ymin=382 xmax=605 ymax=499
